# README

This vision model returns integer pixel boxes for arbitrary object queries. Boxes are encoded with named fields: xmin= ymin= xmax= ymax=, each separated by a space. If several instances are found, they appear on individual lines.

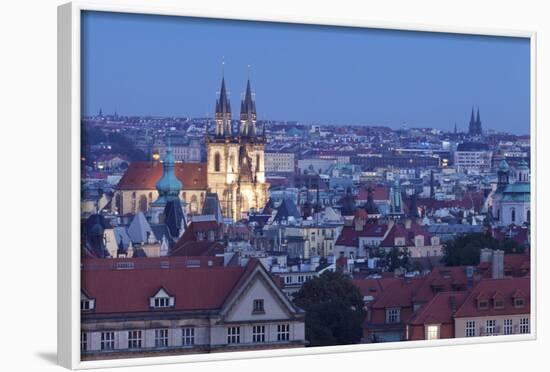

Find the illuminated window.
xmin=426 ymin=325 xmax=439 ymax=340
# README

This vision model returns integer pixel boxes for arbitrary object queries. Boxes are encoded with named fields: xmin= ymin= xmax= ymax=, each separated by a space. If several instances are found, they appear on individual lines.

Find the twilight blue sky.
xmin=81 ymin=11 xmax=531 ymax=134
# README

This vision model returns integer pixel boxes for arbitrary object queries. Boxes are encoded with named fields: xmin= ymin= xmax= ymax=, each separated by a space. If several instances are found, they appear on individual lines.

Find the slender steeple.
xmin=476 ymin=107 xmax=482 ymax=135
xmin=240 ymin=77 xmax=257 ymax=137
xmin=215 ymin=75 xmax=232 ymax=137
xmin=468 ymin=107 xmax=475 ymax=135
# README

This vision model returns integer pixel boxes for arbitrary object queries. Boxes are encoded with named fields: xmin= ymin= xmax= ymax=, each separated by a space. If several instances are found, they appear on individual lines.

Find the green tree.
xmin=443 ymin=233 xmax=525 ymax=266
xmin=293 ymin=270 xmax=366 ymax=347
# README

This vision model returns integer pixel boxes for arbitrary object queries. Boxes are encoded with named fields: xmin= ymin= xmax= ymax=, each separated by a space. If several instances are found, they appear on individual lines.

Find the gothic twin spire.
xmin=468 ymin=106 xmax=483 ymax=136
xmin=214 ymin=73 xmax=258 ymax=138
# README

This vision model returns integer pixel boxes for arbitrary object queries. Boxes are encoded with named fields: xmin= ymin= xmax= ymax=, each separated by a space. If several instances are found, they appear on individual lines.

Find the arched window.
xmin=115 ymin=194 xmax=123 ymax=215
xmin=139 ymin=195 xmax=148 ymax=213
xmin=214 ymin=152 xmax=221 ymax=172
xmin=256 ymin=154 xmax=261 ymax=172
xmin=511 ymin=208 xmax=516 ymax=223
xmin=190 ymin=195 xmax=198 ymax=213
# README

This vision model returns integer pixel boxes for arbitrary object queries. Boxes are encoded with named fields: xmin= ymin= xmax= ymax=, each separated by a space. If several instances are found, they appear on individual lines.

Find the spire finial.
xmin=247 ymin=64 xmax=251 ymax=80
xmin=221 ymin=56 xmax=225 ymax=77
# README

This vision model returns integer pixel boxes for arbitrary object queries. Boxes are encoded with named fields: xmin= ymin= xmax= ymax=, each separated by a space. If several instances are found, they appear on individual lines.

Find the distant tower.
xmin=468 ymin=107 xmax=476 ymax=135
xmin=98 ymin=107 xmax=103 ymax=117
xmin=389 ymin=178 xmax=404 ymax=219
xmin=240 ymin=79 xmax=257 ymax=137
xmin=468 ymin=107 xmax=483 ymax=136
xmin=476 ymin=107 xmax=482 ymax=135
xmin=454 ymin=122 xmax=457 ymax=134
xmin=497 ymin=160 xmax=510 ymax=191
xmin=215 ymin=77 xmax=232 ymax=137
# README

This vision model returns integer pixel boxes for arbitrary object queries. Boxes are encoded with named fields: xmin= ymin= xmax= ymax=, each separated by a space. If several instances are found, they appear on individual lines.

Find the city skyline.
xmin=81 ymin=11 xmax=530 ymax=134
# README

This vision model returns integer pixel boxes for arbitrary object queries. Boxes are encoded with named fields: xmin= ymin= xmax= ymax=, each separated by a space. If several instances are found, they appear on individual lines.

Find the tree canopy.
xmin=443 ymin=233 xmax=525 ymax=266
xmin=293 ymin=270 xmax=366 ymax=347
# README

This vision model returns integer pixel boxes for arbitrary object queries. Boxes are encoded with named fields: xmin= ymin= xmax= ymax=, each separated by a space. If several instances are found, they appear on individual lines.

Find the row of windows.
xmin=82 ymin=324 xmax=292 ymax=352
xmin=284 ymin=274 xmax=315 ymax=285
xmin=465 ymin=318 xmax=529 ymax=337
xmin=227 ymin=324 xmax=290 ymax=344
xmin=81 ymin=328 xmax=195 ymax=352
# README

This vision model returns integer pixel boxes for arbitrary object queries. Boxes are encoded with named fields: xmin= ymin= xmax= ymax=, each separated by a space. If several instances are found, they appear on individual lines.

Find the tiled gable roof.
xmin=81 ymin=258 xmax=259 ymax=314
xmin=116 ymin=162 xmax=207 ymax=190
xmin=453 ymin=277 xmax=530 ymax=318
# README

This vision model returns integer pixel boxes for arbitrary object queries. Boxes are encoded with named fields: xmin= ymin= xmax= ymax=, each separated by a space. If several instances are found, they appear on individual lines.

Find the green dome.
xmin=156 ymin=147 xmax=182 ymax=199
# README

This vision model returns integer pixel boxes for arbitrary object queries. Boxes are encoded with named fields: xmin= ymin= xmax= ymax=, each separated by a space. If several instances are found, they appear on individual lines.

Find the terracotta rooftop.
xmin=116 ymin=161 xmax=207 ymax=190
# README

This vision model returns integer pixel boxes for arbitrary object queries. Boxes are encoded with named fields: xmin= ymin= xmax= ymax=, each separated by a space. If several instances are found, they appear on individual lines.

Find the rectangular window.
xmin=519 ymin=318 xmax=529 ymax=334
xmin=128 ymin=330 xmax=142 ymax=349
xmin=486 ymin=320 xmax=496 ymax=335
xmin=277 ymin=324 xmax=290 ymax=341
xmin=503 ymin=319 xmax=513 ymax=335
xmin=155 ymin=329 xmax=169 ymax=348
xmin=386 ymin=308 xmax=400 ymax=324
xmin=80 ymin=332 xmax=87 ymax=352
xmin=80 ymin=300 xmax=90 ymax=311
xmin=100 ymin=331 xmax=115 ymax=350
xmin=298 ymin=275 xmax=304 ymax=283
xmin=227 ymin=327 xmax=241 ymax=344
xmin=253 ymin=325 xmax=266 ymax=343
xmin=515 ymin=298 xmax=525 ymax=308
xmin=154 ymin=297 xmax=170 ymax=308
xmin=253 ymin=299 xmax=265 ymax=313
xmin=465 ymin=321 xmax=476 ymax=337
xmin=285 ymin=276 xmax=292 ymax=284
xmin=426 ymin=325 xmax=439 ymax=340
xmin=182 ymin=327 xmax=195 ymax=346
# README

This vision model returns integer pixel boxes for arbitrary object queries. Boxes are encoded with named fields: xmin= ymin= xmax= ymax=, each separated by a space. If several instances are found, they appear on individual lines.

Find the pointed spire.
xmin=215 ymin=62 xmax=232 ymax=137
xmin=240 ymin=76 xmax=257 ymax=137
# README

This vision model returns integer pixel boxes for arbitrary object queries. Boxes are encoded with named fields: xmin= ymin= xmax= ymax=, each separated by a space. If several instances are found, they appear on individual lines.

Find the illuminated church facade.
xmin=112 ymin=76 xmax=268 ymax=222
xmin=206 ymin=77 xmax=269 ymax=221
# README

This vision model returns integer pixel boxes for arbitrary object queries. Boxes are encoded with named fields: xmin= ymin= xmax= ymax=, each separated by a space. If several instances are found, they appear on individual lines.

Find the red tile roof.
xmin=380 ymin=222 xmax=432 ymax=247
xmin=356 ymin=186 xmax=390 ymax=202
xmin=453 ymin=277 xmax=530 ymax=318
xmin=335 ymin=224 xmax=388 ymax=246
xmin=370 ymin=277 xmax=425 ymax=310
xmin=81 ymin=258 xmax=257 ymax=314
xmin=411 ymin=266 xmax=470 ymax=303
xmin=171 ymin=241 xmax=225 ymax=257
xmin=409 ymin=291 xmax=469 ymax=325
xmin=116 ymin=161 xmax=207 ymax=190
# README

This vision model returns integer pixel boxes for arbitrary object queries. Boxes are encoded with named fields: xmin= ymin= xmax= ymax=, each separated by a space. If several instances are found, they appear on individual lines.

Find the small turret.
xmin=240 ymin=79 xmax=257 ymax=138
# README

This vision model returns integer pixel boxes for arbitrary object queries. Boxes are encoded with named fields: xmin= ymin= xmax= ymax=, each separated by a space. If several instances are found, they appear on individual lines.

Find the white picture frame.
xmin=57 ymin=1 xmax=537 ymax=369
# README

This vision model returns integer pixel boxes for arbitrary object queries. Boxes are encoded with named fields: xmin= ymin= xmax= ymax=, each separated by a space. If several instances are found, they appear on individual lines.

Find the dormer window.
xmin=81 ymin=291 xmax=95 ymax=311
xmin=150 ymin=288 xmax=175 ymax=309
xmin=478 ymin=300 xmax=489 ymax=310
xmin=514 ymin=298 xmax=525 ymax=308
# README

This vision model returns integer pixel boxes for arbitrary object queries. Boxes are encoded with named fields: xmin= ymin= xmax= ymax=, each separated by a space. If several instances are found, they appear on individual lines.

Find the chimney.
xmin=404 ymin=218 xmax=412 ymax=229
xmin=480 ymin=248 xmax=492 ymax=263
xmin=491 ymin=249 xmax=504 ymax=279
xmin=465 ymin=266 xmax=474 ymax=288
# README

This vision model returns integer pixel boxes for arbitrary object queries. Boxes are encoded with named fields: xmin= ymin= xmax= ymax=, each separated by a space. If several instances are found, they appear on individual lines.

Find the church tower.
xmin=206 ymin=73 xmax=269 ymax=221
xmin=215 ymin=77 xmax=232 ymax=137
